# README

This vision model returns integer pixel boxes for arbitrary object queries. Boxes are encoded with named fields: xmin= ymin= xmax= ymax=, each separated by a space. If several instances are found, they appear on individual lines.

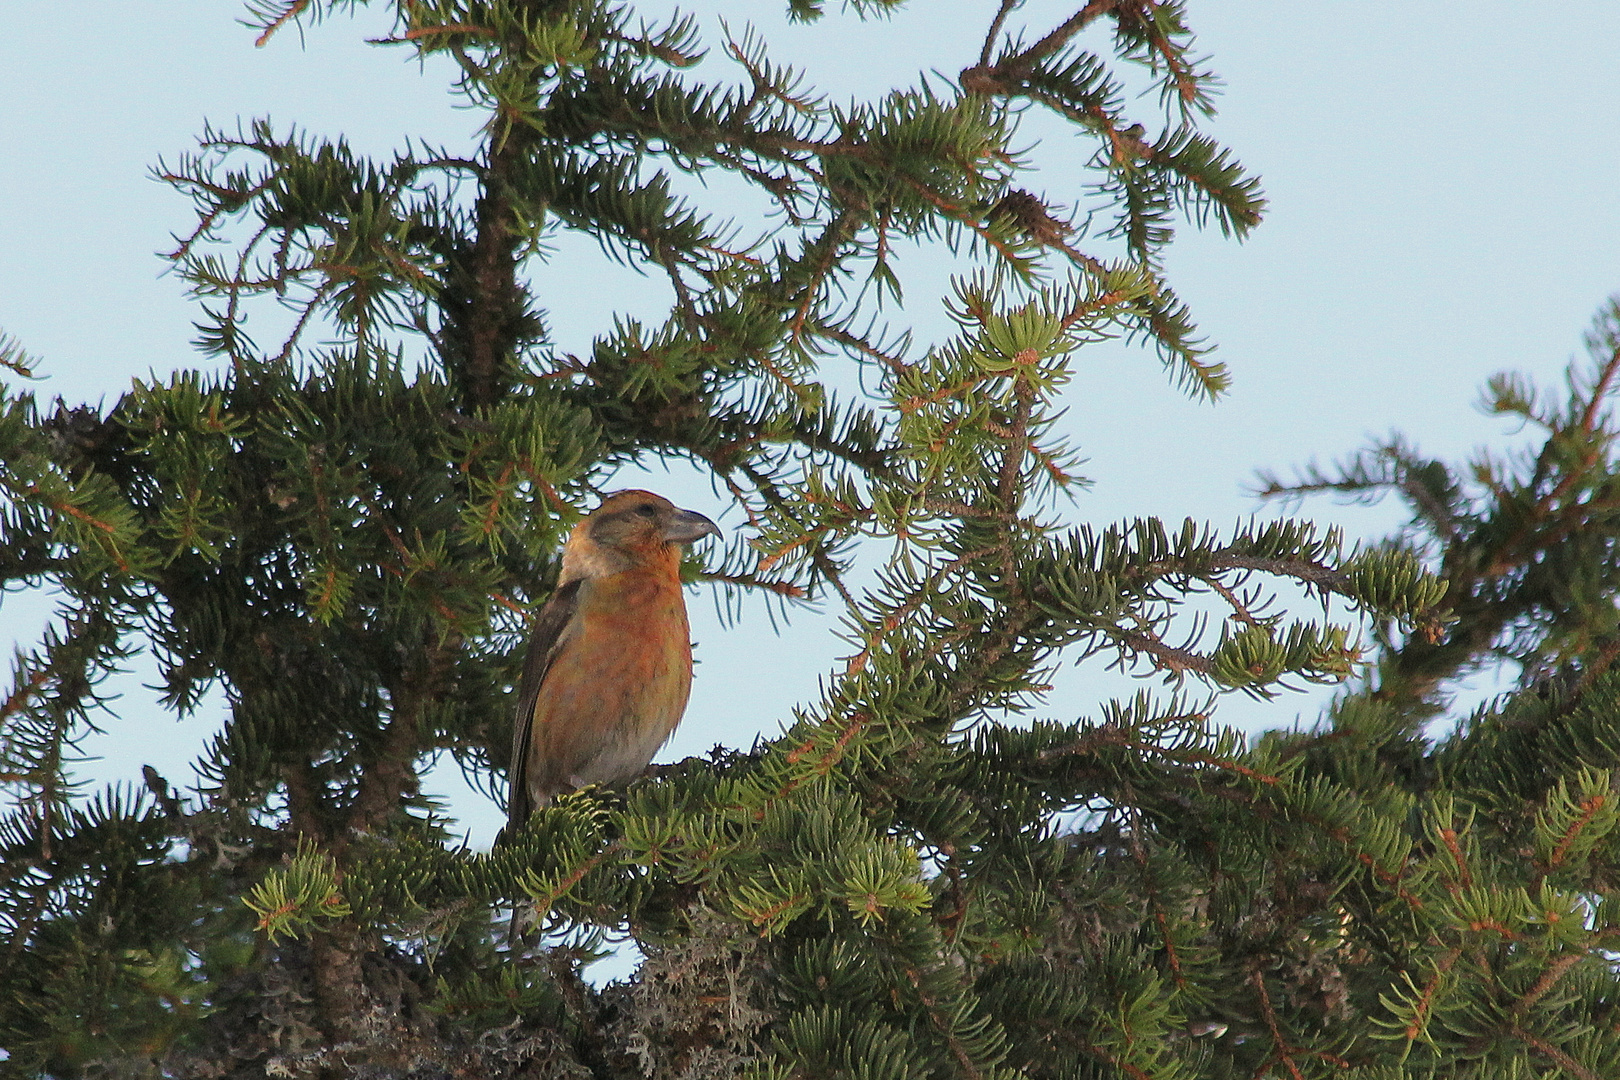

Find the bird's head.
xmin=561 ymin=490 xmax=721 ymax=580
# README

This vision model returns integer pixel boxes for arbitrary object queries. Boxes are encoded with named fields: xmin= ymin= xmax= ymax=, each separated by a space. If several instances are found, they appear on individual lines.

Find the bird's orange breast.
xmin=528 ymin=563 xmax=693 ymax=792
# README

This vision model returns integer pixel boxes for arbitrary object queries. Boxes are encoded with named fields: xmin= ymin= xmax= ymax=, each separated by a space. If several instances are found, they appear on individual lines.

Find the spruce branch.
xmin=23 ymin=5 xmax=1620 ymax=1079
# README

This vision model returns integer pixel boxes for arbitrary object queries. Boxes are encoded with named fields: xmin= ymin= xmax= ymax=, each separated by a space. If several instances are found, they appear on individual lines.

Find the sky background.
xmin=4 ymin=1 xmax=1620 ymax=869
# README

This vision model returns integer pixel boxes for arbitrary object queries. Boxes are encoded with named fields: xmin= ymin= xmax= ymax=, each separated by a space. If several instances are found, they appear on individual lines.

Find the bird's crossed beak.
xmin=663 ymin=508 xmax=721 ymax=545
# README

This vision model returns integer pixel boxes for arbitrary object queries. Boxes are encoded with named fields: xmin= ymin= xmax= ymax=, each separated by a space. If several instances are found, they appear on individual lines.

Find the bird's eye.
xmin=636 ymin=504 xmax=658 ymax=518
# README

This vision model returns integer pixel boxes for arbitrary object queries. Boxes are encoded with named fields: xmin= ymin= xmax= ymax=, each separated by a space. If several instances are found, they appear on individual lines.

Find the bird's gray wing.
xmin=507 ymin=577 xmax=585 ymax=829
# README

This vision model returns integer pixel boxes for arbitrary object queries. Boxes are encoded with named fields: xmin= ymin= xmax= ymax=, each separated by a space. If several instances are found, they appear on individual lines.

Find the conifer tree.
xmin=0 ymin=2 xmax=1614 ymax=1079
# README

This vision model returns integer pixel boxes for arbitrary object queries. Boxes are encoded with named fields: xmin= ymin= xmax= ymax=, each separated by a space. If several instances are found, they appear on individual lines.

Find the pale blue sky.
xmin=4 ymin=1 xmax=1620 ymax=851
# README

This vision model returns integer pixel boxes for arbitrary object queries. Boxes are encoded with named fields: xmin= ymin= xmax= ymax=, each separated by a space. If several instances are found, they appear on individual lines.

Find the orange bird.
xmin=507 ymin=490 xmax=720 ymax=826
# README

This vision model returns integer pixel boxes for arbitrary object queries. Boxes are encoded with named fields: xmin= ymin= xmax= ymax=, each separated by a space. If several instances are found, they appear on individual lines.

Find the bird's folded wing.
xmin=508 ymin=576 xmax=585 ymax=828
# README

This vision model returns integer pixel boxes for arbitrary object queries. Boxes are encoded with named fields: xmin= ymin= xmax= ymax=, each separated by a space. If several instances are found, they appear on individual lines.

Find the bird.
xmin=506 ymin=489 xmax=720 ymax=828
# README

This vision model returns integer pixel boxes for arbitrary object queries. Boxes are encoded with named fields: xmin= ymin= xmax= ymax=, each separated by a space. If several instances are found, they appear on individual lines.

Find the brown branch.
xmin=897 ymin=374 xmax=990 ymax=415
xmin=344 ymin=694 xmax=425 ymax=842
xmin=979 ymin=0 xmax=1021 ymax=66
xmin=462 ymin=118 xmax=530 ymax=408
xmin=1401 ymin=946 xmax=1460 ymax=1041
xmin=0 ymin=667 xmax=51 ymax=725
xmin=901 ymin=962 xmax=986 ymax=1080
xmin=1054 ymin=1030 xmax=1153 ymax=1080
xmin=1207 ymin=553 xmax=1349 ymax=590
xmin=346 ymin=638 xmax=455 ymax=841
xmin=995 ymin=373 xmax=1034 ymax=513
xmin=817 ymin=323 xmax=908 ymax=377
xmin=284 ymin=759 xmax=327 ymax=843
xmin=1248 ymin=965 xmax=1304 ymax=1080
xmin=1060 ymin=286 xmax=1129 ymax=330
xmin=399 ymin=23 xmax=494 ymax=40
xmin=1546 ymin=793 xmax=1608 ymax=869
xmin=990 ymin=374 xmax=1037 ymax=654
xmin=522 ymin=839 xmax=624 ymax=919
xmin=1513 ymin=953 xmax=1584 ymax=1016
xmin=254 ymin=0 xmax=309 ymax=48
xmin=1485 ymin=344 xmax=1620 ymax=578
xmin=1040 ymin=728 xmax=1277 ymax=787
xmin=842 ymin=546 xmax=993 ymax=675
xmin=733 ymin=460 xmax=857 ymax=609
xmin=1124 ymin=803 xmax=1186 ymax=988
xmin=1129 ymin=9 xmax=1202 ymax=108
xmin=784 ymin=712 xmax=870 ymax=775
xmin=1012 ymin=1 xmax=1120 ymax=74
xmin=1436 ymin=827 xmax=1472 ymax=890
xmin=1512 ymin=1025 xmax=1600 ymax=1080
xmin=788 ymin=211 xmax=858 ymax=345
xmin=961 ymin=1 xmax=1121 ymax=92
xmin=1576 ymin=343 xmax=1620 ymax=435
xmin=697 ymin=569 xmax=807 ymax=599
xmin=1202 ymin=574 xmax=1260 ymax=627
xmin=1114 ymin=627 xmax=1213 ymax=676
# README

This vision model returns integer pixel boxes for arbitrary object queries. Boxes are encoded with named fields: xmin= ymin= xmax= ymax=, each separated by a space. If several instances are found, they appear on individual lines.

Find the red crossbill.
xmin=507 ymin=490 xmax=720 ymax=826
